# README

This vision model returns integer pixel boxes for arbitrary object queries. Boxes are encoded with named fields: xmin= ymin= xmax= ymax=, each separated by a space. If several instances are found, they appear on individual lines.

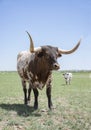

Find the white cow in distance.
xmin=63 ymin=72 xmax=72 ymax=85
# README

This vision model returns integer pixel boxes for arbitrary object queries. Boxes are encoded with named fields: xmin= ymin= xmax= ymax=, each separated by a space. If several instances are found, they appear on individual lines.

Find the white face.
xmin=63 ymin=73 xmax=72 ymax=79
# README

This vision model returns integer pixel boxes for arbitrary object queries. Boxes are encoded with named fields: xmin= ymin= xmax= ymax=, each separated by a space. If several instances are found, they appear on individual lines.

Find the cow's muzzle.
xmin=53 ymin=63 xmax=60 ymax=70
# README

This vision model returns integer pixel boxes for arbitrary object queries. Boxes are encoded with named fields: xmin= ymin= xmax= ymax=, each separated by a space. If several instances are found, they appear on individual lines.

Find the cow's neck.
xmin=28 ymin=56 xmax=51 ymax=83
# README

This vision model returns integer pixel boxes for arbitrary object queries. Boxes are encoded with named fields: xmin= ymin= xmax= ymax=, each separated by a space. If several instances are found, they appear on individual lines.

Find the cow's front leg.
xmin=22 ymin=80 xmax=27 ymax=105
xmin=27 ymin=83 xmax=32 ymax=104
xmin=33 ymin=88 xmax=39 ymax=109
xmin=66 ymin=80 xmax=67 ymax=85
xmin=46 ymin=86 xmax=53 ymax=109
xmin=46 ymin=76 xmax=53 ymax=109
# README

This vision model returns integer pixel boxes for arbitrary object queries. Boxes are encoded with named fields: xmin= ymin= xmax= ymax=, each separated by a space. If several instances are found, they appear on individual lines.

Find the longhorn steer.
xmin=17 ymin=32 xmax=81 ymax=109
xmin=63 ymin=72 xmax=72 ymax=85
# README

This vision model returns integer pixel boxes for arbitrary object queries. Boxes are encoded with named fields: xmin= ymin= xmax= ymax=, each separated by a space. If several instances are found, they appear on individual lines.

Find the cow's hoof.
xmin=34 ymin=104 xmax=38 ymax=110
xmin=24 ymin=100 xmax=28 ymax=105
xmin=27 ymin=99 xmax=30 ymax=105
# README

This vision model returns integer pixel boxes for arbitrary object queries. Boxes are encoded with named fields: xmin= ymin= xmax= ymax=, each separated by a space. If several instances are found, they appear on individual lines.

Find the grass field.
xmin=0 ymin=71 xmax=91 ymax=130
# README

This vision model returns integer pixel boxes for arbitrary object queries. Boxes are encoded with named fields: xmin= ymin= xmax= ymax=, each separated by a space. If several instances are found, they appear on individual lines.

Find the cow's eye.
xmin=37 ymin=51 xmax=44 ymax=57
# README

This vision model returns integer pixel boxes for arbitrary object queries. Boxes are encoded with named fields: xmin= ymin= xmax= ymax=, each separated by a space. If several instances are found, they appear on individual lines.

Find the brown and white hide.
xmin=17 ymin=32 xmax=81 ymax=110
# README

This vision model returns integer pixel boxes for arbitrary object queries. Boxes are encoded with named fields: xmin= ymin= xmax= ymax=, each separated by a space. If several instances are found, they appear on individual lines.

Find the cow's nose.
xmin=53 ymin=63 xmax=60 ymax=70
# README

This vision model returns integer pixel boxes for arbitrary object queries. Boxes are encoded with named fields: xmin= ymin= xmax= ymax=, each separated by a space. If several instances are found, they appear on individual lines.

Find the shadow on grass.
xmin=0 ymin=103 xmax=41 ymax=117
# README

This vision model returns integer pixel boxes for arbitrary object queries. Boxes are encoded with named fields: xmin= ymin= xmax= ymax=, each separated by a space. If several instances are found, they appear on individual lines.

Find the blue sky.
xmin=0 ymin=0 xmax=91 ymax=71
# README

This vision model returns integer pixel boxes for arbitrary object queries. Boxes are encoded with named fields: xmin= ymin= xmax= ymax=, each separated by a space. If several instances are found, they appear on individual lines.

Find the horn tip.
xmin=79 ymin=37 xmax=83 ymax=43
xmin=78 ymin=38 xmax=82 ymax=45
xmin=26 ymin=31 xmax=29 ymax=35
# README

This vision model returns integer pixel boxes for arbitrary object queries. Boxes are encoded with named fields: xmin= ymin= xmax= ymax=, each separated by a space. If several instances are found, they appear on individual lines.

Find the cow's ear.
xmin=56 ymin=48 xmax=62 ymax=57
xmin=58 ymin=53 xmax=62 ymax=57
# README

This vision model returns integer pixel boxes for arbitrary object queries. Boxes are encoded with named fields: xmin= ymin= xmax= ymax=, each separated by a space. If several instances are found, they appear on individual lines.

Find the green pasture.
xmin=0 ymin=71 xmax=91 ymax=130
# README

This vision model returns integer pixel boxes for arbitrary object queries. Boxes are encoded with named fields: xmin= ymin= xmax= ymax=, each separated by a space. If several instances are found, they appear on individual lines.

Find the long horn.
xmin=58 ymin=39 xmax=81 ymax=54
xmin=26 ymin=31 xmax=34 ymax=52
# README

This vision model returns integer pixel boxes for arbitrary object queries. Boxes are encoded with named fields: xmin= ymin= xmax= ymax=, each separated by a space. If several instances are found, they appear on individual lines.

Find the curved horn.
xmin=26 ymin=31 xmax=34 ymax=53
xmin=58 ymin=39 xmax=81 ymax=54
